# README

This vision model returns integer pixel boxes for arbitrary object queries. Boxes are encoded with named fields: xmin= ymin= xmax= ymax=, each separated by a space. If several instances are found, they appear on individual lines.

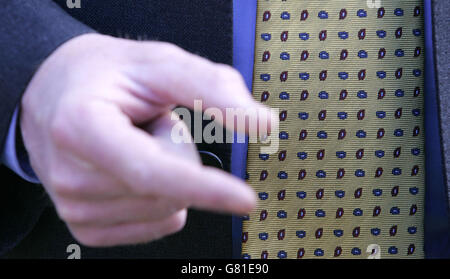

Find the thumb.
xmin=128 ymin=41 xmax=273 ymax=135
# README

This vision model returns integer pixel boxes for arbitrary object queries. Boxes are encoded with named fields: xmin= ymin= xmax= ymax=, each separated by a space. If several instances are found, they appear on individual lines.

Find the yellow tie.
xmin=243 ymin=0 xmax=425 ymax=259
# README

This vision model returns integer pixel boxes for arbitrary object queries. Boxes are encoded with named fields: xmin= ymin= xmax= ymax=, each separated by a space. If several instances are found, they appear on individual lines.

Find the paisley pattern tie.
xmin=243 ymin=0 xmax=425 ymax=259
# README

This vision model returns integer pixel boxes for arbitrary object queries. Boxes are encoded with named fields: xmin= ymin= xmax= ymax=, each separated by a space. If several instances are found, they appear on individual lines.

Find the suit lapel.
xmin=423 ymin=0 xmax=450 ymax=258
xmin=431 ymin=0 xmax=450 ymax=199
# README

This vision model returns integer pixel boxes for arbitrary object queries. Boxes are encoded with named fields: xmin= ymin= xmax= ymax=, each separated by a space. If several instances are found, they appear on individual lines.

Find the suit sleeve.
xmin=0 ymin=0 xmax=94 ymax=256
xmin=0 ymin=0 xmax=94 ymax=150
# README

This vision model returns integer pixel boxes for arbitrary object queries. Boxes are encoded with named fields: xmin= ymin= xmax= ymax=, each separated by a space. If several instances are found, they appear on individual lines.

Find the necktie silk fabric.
xmin=243 ymin=0 xmax=425 ymax=259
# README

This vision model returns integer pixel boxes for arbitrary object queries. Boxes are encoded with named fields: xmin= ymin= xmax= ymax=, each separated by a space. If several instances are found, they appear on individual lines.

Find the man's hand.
xmin=20 ymin=34 xmax=268 ymax=247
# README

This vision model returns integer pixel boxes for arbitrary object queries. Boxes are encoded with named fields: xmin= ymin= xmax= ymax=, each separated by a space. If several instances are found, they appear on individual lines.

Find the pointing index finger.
xmin=70 ymin=102 xmax=257 ymax=215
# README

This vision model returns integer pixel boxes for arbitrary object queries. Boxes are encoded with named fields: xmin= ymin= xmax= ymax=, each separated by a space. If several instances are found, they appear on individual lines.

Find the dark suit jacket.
xmin=0 ymin=0 xmax=234 ymax=259
xmin=0 ymin=0 xmax=448 ymax=258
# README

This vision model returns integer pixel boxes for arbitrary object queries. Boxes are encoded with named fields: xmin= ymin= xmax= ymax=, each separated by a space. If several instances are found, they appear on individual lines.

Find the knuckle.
xmin=211 ymin=65 xmax=242 ymax=87
xmin=57 ymin=203 xmax=91 ymax=224
xmin=49 ymin=168 xmax=93 ymax=199
xmin=217 ymin=65 xmax=241 ymax=81
xmin=49 ymin=172 xmax=75 ymax=196
xmin=49 ymin=112 xmax=72 ymax=147
xmin=50 ymin=101 xmax=96 ymax=148
xmin=152 ymin=42 xmax=183 ymax=60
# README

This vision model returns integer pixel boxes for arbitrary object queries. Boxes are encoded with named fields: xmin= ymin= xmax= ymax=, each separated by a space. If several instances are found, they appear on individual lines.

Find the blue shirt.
xmin=2 ymin=0 xmax=449 ymax=258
